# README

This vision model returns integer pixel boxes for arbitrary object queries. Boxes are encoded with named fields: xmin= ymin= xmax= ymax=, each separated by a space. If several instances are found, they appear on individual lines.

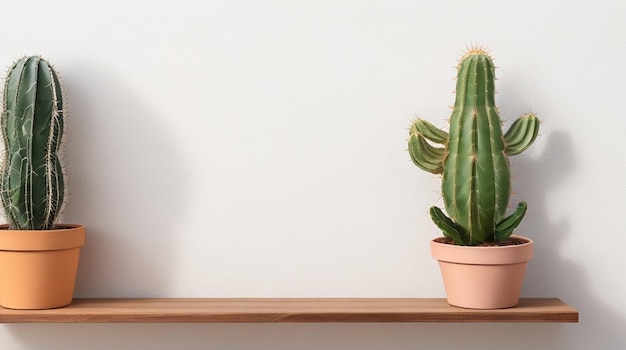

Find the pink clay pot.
xmin=431 ymin=235 xmax=533 ymax=309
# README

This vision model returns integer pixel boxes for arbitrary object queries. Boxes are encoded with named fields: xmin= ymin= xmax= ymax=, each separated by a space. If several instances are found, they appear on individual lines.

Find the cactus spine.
xmin=1 ymin=56 xmax=65 ymax=230
xmin=408 ymin=49 xmax=540 ymax=245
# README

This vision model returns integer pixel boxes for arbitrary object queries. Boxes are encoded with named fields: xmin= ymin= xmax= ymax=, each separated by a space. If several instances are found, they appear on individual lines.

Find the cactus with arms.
xmin=408 ymin=48 xmax=540 ymax=245
xmin=1 ymin=56 xmax=65 ymax=230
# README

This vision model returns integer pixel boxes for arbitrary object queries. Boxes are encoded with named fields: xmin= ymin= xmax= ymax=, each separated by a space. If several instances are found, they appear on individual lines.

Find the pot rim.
xmin=0 ymin=224 xmax=85 ymax=251
xmin=430 ymin=234 xmax=533 ymax=265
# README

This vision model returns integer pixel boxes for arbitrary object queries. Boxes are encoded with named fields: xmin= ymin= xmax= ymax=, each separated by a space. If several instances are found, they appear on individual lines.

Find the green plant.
xmin=408 ymin=48 xmax=540 ymax=245
xmin=1 ymin=56 xmax=65 ymax=230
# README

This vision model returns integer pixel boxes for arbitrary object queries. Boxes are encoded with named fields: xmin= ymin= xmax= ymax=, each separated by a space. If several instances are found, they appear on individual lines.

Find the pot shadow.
xmin=52 ymin=62 xmax=190 ymax=298
xmin=512 ymin=129 xmax=626 ymax=348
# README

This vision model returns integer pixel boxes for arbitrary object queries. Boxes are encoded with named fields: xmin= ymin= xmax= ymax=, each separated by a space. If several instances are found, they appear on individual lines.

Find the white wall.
xmin=1 ymin=0 xmax=625 ymax=349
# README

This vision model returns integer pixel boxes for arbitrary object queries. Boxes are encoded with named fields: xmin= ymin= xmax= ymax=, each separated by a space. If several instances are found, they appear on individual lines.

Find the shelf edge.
xmin=0 ymin=298 xmax=579 ymax=324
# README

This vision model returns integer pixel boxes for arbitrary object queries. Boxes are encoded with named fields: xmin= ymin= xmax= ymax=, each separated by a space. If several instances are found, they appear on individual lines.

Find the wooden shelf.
xmin=0 ymin=298 xmax=577 ymax=323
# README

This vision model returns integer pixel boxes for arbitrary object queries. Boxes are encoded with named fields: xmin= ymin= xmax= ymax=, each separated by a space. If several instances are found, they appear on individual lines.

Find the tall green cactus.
xmin=408 ymin=49 xmax=540 ymax=245
xmin=1 ymin=56 xmax=65 ymax=230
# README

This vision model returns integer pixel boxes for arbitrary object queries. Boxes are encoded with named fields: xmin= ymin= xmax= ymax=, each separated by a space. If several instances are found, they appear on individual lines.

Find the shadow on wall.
xmin=58 ymin=62 xmax=190 ymax=297
xmin=7 ymin=130 xmax=622 ymax=350
xmin=515 ymin=130 xmax=626 ymax=349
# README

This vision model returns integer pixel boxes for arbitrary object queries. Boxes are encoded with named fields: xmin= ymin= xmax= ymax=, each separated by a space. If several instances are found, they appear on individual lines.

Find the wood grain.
xmin=0 ymin=298 xmax=578 ymax=323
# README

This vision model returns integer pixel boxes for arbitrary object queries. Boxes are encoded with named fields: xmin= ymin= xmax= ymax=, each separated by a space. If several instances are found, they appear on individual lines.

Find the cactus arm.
xmin=411 ymin=119 xmax=449 ymax=143
xmin=429 ymin=206 xmax=466 ymax=245
xmin=494 ymin=201 xmax=528 ymax=240
xmin=408 ymin=135 xmax=445 ymax=174
xmin=504 ymin=113 xmax=540 ymax=156
xmin=408 ymin=119 xmax=448 ymax=174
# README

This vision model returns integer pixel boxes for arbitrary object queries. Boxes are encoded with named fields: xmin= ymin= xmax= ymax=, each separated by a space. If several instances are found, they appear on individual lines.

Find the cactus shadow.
xmin=58 ymin=63 xmax=190 ymax=297
xmin=514 ymin=130 xmax=626 ymax=347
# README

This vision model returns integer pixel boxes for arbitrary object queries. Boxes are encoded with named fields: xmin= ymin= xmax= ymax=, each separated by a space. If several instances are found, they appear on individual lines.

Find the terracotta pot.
xmin=0 ymin=224 xmax=85 ymax=309
xmin=431 ymin=235 xmax=533 ymax=309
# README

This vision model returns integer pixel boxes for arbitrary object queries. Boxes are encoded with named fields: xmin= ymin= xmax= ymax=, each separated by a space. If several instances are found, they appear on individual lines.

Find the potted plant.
xmin=408 ymin=47 xmax=540 ymax=309
xmin=0 ymin=56 xmax=85 ymax=309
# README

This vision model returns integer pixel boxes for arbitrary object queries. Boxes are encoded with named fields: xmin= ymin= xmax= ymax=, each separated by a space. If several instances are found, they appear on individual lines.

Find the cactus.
xmin=408 ymin=48 xmax=540 ymax=245
xmin=0 ymin=56 xmax=65 ymax=230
